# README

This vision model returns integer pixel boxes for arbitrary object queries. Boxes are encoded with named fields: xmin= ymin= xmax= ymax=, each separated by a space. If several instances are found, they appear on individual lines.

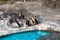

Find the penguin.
xmin=9 ymin=18 xmax=20 ymax=28
xmin=18 ymin=12 xmax=25 ymax=19
xmin=31 ymin=15 xmax=39 ymax=24
xmin=29 ymin=18 xmax=34 ymax=26
xmin=26 ymin=19 xmax=30 ymax=26
xmin=31 ymin=16 xmax=36 ymax=25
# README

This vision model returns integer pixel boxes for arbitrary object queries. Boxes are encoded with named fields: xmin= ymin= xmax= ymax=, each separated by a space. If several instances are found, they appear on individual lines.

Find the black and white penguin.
xmin=18 ymin=12 xmax=25 ymax=19
xmin=29 ymin=18 xmax=34 ymax=26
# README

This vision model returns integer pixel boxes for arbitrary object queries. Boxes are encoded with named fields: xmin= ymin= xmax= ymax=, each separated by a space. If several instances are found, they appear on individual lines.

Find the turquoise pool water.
xmin=0 ymin=30 xmax=50 ymax=40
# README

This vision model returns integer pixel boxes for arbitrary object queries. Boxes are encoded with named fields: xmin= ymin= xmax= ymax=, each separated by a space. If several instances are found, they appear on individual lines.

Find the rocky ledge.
xmin=0 ymin=21 xmax=60 ymax=36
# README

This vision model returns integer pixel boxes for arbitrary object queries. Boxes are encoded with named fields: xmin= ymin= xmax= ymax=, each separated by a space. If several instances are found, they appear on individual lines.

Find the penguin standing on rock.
xmin=31 ymin=15 xmax=39 ymax=25
xmin=26 ymin=19 xmax=31 ymax=26
xmin=29 ymin=18 xmax=34 ymax=26
xmin=31 ymin=16 xmax=36 ymax=25
xmin=9 ymin=16 xmax=20 ymax=28
xmin=18 ymin=12 xmax=25 ymax=19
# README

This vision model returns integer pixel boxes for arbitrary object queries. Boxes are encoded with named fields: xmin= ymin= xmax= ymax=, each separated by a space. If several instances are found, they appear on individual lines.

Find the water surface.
xmin=0 ymin=30 xmax=50 ymax=40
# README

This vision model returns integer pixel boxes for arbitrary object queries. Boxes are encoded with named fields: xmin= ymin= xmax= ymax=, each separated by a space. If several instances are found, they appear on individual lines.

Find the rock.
xmin=0 ymin=30 xmax=8 ymax=36
xmin=42 ymin=21 xmax=60 ymax=27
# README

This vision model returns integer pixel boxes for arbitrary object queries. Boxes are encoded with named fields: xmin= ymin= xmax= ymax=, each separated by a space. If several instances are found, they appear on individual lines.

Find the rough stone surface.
xmin=0 ymin=1 xmax=60 ymax=21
